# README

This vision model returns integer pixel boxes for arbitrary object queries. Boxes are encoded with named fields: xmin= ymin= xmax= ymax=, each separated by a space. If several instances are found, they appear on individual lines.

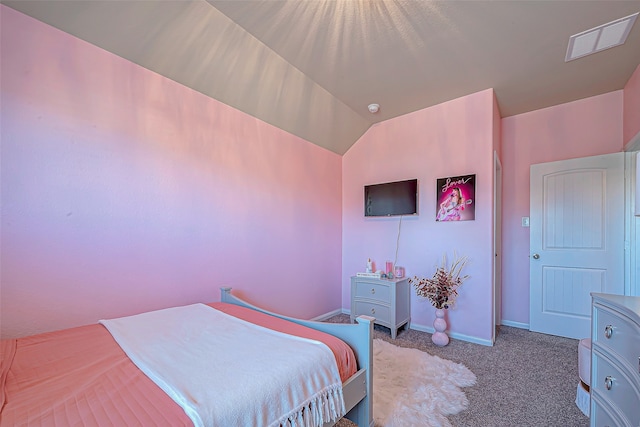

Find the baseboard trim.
xmin=333 ymin=309 xmax=495 ymax=346
xmin=312 ymin=308 xmax=345 ymax=322
xmin=500 ymin=319 xmax=529 ymax=329
xmin=409 ymin=323 xmax=494 ymax=347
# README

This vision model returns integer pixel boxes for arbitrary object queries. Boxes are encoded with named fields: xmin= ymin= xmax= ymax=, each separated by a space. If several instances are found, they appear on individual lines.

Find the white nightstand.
xmin=350 ymin=276 xmax=411 ymax=339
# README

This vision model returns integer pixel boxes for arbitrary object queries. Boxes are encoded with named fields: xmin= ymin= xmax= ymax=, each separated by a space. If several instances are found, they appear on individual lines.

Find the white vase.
xmin=432 ymin=308 xmax=449 ymax=346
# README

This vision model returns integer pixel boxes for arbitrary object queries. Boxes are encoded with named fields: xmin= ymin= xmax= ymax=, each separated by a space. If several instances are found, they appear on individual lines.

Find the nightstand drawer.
xmin=353 ymin=300 xmax=390 ymax=324
xmin=592 ymin=347 xmax=640 ymax=426
xmin=594 ymin=304 xmax=640 ymax=369
xmin=353 ymin=281 xmax=390 ymax=303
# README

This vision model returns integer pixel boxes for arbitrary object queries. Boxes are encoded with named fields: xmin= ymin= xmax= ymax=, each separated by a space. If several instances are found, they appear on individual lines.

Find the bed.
xmin=0 ymin=287 xmax=373 ymax=427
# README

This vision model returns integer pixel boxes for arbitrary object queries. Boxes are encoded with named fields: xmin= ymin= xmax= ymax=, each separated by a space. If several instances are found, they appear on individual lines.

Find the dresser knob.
xmin=371 ymin=308 xmax=375 ymax=314
xmin=604 ymin=325 xmax=613 ymax=339
xmin=371 ymin=288 xmax=375 ymax=294
xmin=604 ymin=375 xmax=613 ymax=391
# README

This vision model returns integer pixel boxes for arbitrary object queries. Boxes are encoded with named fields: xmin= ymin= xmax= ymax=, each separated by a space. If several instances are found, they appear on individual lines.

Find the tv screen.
xmin=364 ymin=179 xmax=418 ymax=217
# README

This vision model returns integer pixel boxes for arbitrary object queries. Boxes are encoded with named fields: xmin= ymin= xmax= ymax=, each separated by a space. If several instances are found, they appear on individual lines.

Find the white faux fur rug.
xmin=373 ymin=338 xmax=476 ymax=427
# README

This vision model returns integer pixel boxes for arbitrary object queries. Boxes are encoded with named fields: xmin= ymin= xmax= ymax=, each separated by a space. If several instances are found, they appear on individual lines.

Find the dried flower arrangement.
xmin=409 ymin=253 xmax=469 ymax=309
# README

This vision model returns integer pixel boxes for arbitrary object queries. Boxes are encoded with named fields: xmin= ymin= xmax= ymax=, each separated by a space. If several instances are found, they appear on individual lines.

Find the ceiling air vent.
xmin=565 ymin=12 xmax=638 ymax=61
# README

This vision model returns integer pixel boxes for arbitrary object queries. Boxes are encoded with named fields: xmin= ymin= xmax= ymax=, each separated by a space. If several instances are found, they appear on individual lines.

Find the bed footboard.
xmin=220 ymin=287 xmax=374 ymax=427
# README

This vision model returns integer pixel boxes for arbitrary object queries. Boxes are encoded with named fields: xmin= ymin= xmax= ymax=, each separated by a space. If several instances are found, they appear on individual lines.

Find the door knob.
xmin=532 ymin=254 xmax=540 ymax=259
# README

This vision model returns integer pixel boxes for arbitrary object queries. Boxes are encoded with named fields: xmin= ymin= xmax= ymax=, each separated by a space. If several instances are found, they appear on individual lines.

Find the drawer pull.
xmin=604 ymin=375 xmax=613 ymax=391
xmin=371 ymin=308 xmax=375 ymax=314
xmin=370 ymin=288 xmax=376 ymax=294
xmin=604 ymin=325 xmax=613 ymax=339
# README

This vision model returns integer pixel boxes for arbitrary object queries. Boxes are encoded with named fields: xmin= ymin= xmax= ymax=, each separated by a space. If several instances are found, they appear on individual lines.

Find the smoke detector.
xmin=368 ymin=103 xmax=380 ymax=114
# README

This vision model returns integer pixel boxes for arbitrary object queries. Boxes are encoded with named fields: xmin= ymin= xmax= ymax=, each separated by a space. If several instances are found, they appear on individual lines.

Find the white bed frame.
xmin=220 ymin=287 xmax=373 ymax=427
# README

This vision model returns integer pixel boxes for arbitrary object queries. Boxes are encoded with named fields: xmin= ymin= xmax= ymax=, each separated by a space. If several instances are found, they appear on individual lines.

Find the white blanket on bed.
xmin=99 ymin=303 xmax=344 ymax=427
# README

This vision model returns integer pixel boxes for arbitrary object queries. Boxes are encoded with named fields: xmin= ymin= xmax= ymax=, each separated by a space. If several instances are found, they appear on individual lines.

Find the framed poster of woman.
xmin=436 ymin=174 xmax=475 ymax=221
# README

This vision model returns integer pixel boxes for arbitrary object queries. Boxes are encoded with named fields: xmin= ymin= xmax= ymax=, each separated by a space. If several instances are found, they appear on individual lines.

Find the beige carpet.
xmin=331 ymin=314 xmax=588 ymax=427
xmin=372 ymin=338 xmax=476 ymax=427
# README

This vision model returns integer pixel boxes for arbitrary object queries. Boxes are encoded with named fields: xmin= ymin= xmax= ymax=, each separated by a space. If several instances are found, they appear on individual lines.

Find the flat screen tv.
xmin=364 ymin=179 xmax=418 ymax=217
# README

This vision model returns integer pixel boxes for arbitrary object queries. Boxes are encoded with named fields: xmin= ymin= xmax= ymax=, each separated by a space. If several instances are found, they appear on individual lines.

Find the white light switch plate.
xmin=522 ymin=217 xmax=530 ymax=227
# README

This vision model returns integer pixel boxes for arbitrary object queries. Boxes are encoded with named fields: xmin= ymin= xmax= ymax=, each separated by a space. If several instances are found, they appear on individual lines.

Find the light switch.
xmin=522 ymin=217 xmax=530 ymax=227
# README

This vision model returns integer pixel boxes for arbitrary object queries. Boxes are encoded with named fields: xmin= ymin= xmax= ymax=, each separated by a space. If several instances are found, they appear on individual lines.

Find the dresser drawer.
xmin=353 ymin=281 xmax=390 ymax=303
xmin=592 ymin=347 xmax=640 ymax=426
xmin=353 ymin=300 xmax=390 ymax=325
xmin=590 ymin=294 xmax=640 ymax=427
xmin=594 ymin=304 xmax=640 ymax=370
xmin=591 ymin=392 xmax=632 ymax=427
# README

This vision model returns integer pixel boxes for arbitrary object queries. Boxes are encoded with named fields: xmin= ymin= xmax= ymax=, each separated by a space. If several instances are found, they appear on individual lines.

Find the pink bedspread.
xmin=0 ymin=302 xmax=357 ymax=426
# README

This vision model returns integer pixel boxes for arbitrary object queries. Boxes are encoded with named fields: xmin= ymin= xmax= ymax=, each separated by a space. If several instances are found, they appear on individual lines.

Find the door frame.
xmin=623 ymin=132 xmax=640 ymax=297
xmin=624 ymin=151 xmax=638 ymax=297
xmin=493 ymin=151 xmax=502 ymax=344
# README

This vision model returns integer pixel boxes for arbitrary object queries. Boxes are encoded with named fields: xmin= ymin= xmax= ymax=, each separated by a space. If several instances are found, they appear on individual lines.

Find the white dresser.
xmin=350 ymin=276 xmax=410 ymax=339
xmin=590 ymin=293 xmax=640 ymax=427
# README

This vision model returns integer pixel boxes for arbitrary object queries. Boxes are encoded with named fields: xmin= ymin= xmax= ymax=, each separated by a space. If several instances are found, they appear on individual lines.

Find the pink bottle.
xmin=385 ymin=261 xmax=393 ymax=274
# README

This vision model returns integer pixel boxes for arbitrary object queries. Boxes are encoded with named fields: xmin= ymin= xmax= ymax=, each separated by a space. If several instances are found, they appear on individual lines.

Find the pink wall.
xmin=500 ymin=92 xmax=623 ymax=326
xmin=0 ymin=6 xmax=343 ymax=339
xmin=624 ymin=64 xmax=640 ymax=145
xmin=343 ymin=89 xmax=497 ymax=344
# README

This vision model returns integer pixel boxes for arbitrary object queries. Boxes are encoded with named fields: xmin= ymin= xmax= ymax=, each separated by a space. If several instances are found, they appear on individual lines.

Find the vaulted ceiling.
xmin=4 ymin=0 xmax=640 ymax=154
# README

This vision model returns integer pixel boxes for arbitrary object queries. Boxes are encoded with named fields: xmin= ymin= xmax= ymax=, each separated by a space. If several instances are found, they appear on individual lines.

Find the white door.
xmin=529 ymin=153 xmax=624 ymax=339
